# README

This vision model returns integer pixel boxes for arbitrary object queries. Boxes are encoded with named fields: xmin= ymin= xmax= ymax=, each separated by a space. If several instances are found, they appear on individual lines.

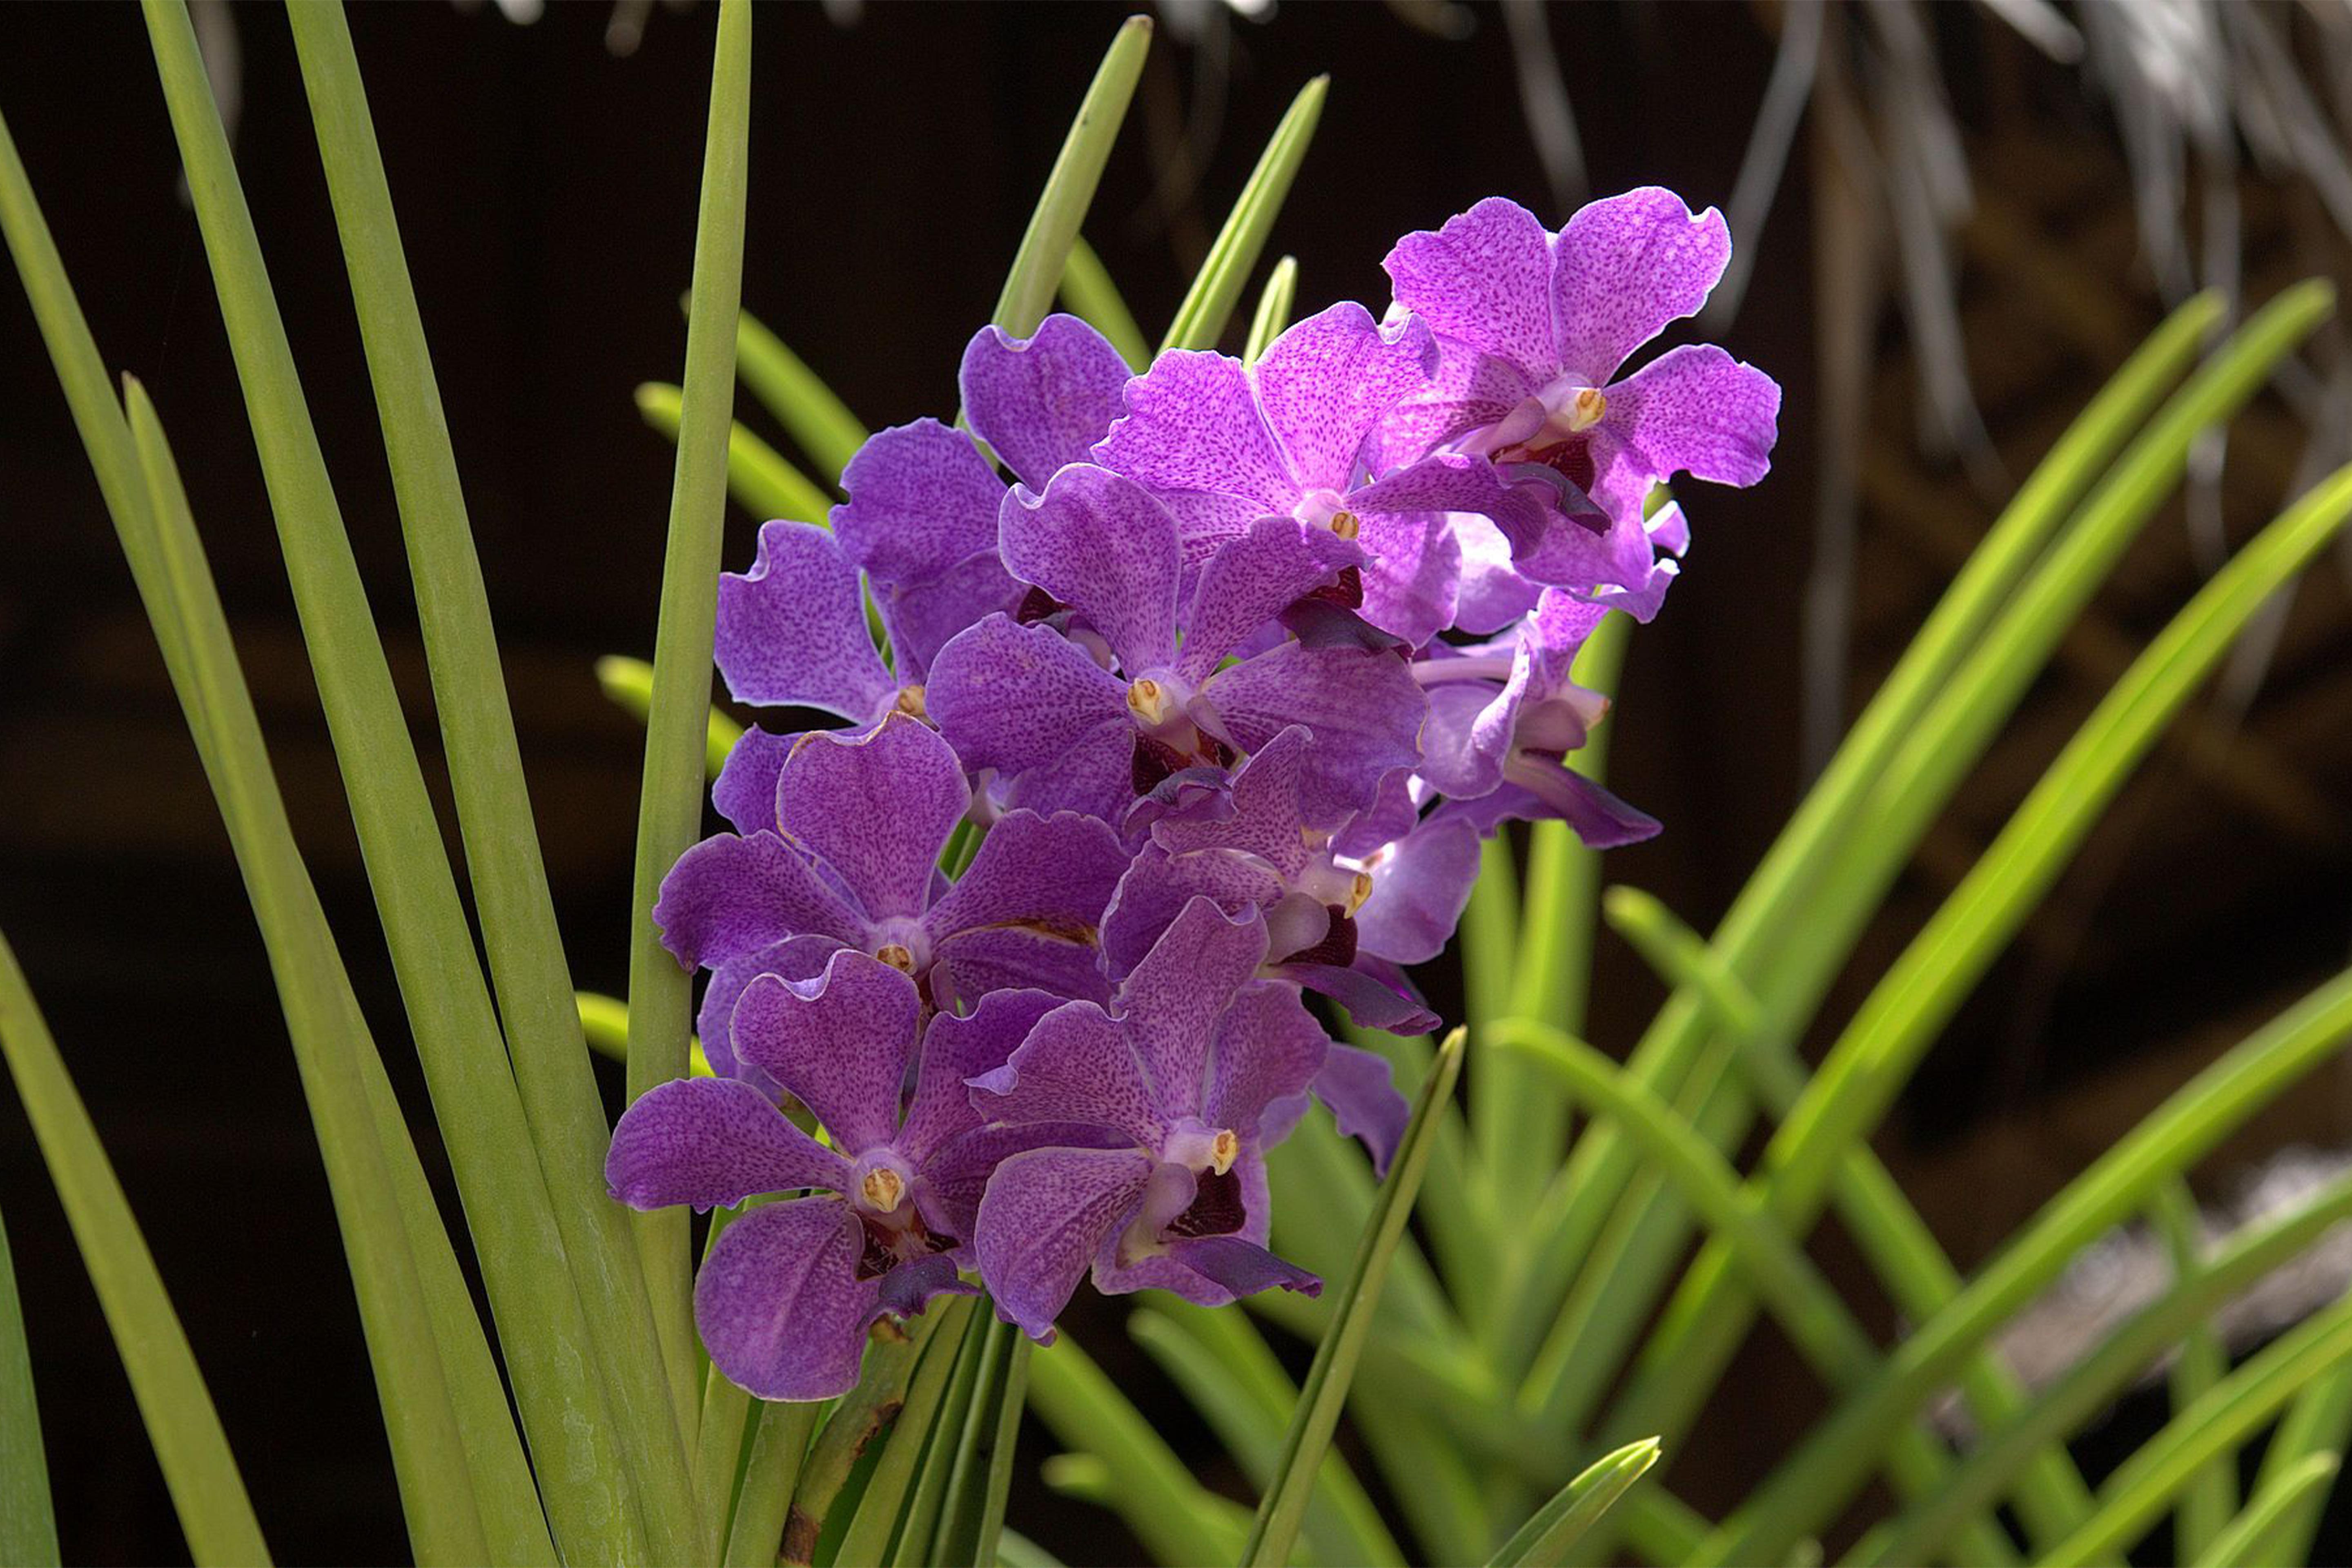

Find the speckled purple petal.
xmin=1351 ymin=450 xmax=1609 ymax=556
xmin=1114 ymin=896 xmax=1270 ymax=1116
xmin=931 ymin=926 xmax=1112 ymax=1013
xmin=901 ymin=989 xmax=1065 ymax=1167
xmin=1550 ymin=187 xmax=1731 ymax=386
xmin=1251 ymin=302 xmax=1436 ymax=494
xmin=715 ymin=521 xmax=897 ymax=720
xmin=1448 ymin=515 xmax=1544 ymax=633
xmin=960 ymin=313 xmax=1134 ymax=490
xmin=1370 ymin=337 xmax=1541 ymax=476
xmin=1416 ymin=677 xmax=1510 ymax=801
xmin=1276 ymin=959 xmax=1441 ymax=1036
xmin=654 ymin=831 xmax=864 ymax=970
xmin=774 ymin=715 xmax=967 ymax=922
xmin=1203 ymin=642 xmax=1426 ymax=828
xmin=695 ymin=1197 xmax=878 ymax=1401
xmin=832 ymin=419 xmax=1007 ymax=587
xmin=877 ymin=549 xmax=1027 ymax=684
xmin=1203 ymin=981 xmax=1329 ymax=1137
xmin=920 ymin=1121 xmax=1131 ymax=1248
xmin=1383 ymin=196 xmax=1559 ymax=379
xmin=696 ymin=933 xmax=841 ymax=1091
xmin=927 ymin=614 xmax=1135 ymax=821
xmin=1101 ymin=845 xmax=1285 ymax=978
xmin=729 ymin=953 xmax=922 ymax=1154
xmin=712 ymin=726 xmax=794 ymax=837
xmin=1177 ymin=517 xmax=1363 ymax=684
xmin=1091 ymin=348 xmax=1298 ymax=513
xmin=1437 ymin=772 xmax=1661 ymax=848
xmin=1593 ymin=343 xmax=1780 ymax=503
xmin=1163 ymin=1235 xmax=1322 ymax=1303
xmin=1355 ymin=816 xmax=1480 ymax=964
xmin=925 ymin=810 xmax=1127 ymax=940
xmin=1312 ymin=1042 xmax=1410 ymax=1176
xmin=967 ymin=1000 xmax=1164 ymax=1145
xmin=997 ymin=464 xmax=1181 ymax=676
xmin=1356 ymin=510 xmax=1461 ymax=648
xmin=1151 ymin=725 xmax=1313 ymax=877
xmin=975 ymin=1145 xmax=1156 ymax=1341
xmin=606 ymin=1076 xmax=851 ymax=1212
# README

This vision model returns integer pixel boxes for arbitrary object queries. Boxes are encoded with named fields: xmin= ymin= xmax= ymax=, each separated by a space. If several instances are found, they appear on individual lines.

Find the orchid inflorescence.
xmin=605 ymin=187 xmax=1780 ymax=1402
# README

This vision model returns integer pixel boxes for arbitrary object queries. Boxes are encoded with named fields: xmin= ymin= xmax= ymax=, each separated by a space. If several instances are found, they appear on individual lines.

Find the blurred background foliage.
xmin=5 ymin=1 xmax=2352 ymax=1561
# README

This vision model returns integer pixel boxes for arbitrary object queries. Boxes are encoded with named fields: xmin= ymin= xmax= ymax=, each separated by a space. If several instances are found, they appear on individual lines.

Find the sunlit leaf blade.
xmin=596 ymin=654 xmax=743 ymax=780
xmin=1853 ymin=1165 xmax=2352 ymax=1567
xmin=128 ymin=383 xmax=501 ymax=1568
xmin=734 ymin=308 xmax=869 ymax=484
xmin=1 ymin=96 xmax=548 ymax=1568
xmin=1241 ymin=1027 xmax=1467 ymax=1568
xmin=1026 ymin=1335 xmax=1243 ymax=1564
xmin=637 ymin=381 xmax=834 ymax=523
xmin=0 ymin=1200 xmax=58 ymax=1568
xmin=622 ymin=0 xmax=755 ymax=1463
xmin=1598 ymin=886 xmax=1759 ymax=1033
xmin=1242 ymin=254 xmax=1296 ymax=364
xmin=0 ymin=933 xmax=270 ymax=1568
xmin=282 ymin=11 xmax=706 ymax=1558
xmin=724 ymin=1397 xmax=820 ymax=1568
xmin=1701 ymin=963 xmax=2352 ymax=1566
xmin=1160 ymin=74 xmax=1327 ymax=354
xmin=2190 ymin=1452 xmax=2341 ymax=1568
xmin=990 ymin=16 xmax=1152 ymax=337
xmin=135 ymin=2 xmax=666 ymax=1558
xmin=2246 ymin=1359 xmax=2352 ymax=1566
xmin=2150 ymin=1181 xmax=2235 ymax=1559
xmin=1059 ymin=235 xmax=1150 ymax=370
xmin=1488 ymin=1439 xmax=1662 ymax=1568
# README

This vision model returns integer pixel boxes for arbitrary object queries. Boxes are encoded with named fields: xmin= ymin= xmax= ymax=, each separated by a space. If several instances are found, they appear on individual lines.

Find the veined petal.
xmin=927 ymin=614 xmax=1136 ymax=820
xmin=1382 ymin=196 xmax=1559 ymax=379
xmin=900 ymin=989 xmax=1066 ymax=1168
xmin=1092 ymin=347 xmax=1298 ymax=513
xmin=1203 ymin=980 xmax=1330 ymax=1138
xmin=697 ymin=933 xmax=841 ymax=1091
xmin=1205 ymin=642 xmax=1426 ymax=828
xmin=1356 ymin=510 xmax=1461 ymax=648
xmin=1354 ymin=815 xmax=1480 ymax=964
xmin=695 ymin=1198 xmax=879 ymax=1401
xmin=654 ymin=831 xmax=864 ymax=970
xmin=1151 ymin=725 xmax=1314 ymax=876
xmin=931 ymin=925 xmax=1113 ymax=1012
xmin=730 ymin=953 xmax=922 ymax=1154
xmin=875 ymin=548 xmax=1026 ymax=683
xmin=1437 ymin=771 xmax=1662 ymax=848
xmin=1251 ymin=302 xmax=1437 ymax=494
xmin=1116 ymin=896 xmax=1271 ymax=1115
xmin=715 ymin=520 xmax=896 ymax=719
xmin=975 ymin=1145 xmax=1156 ymax=1342
xmin=960 ymin=313 xmax=1133 ymax=490
xmin=1310 ymin=1042 xmax=1410 ymax=1176
xmin=998 ymin=463 xmax=1181 ymax=676
xmin=1177 ymin=515 xmax=1363 ymax=684
xmin=967 ymin=1000 xmax=1164 ymax=1146
xmin=711 ymin=725 xmax=795 ymax=837
xmin=833 ymin=418 xmax=1006 ymax=586
xmin=606 ymin=1077 xmax=850 ymax=1211
xmin=775 ymin=714 xmax=969 ymax=922
xmin=1550 ymin=186 xmax=1731 ymax=386
xmin=1596 ymin=342 xmax=1781 ymax=496
xmin=1101 ymin=845 xmax=1286 ymax=978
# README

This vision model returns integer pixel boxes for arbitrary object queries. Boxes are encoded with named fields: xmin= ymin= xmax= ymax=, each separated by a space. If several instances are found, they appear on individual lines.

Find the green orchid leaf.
xmin=1059 ymin=236 xmax=1150 ymax=370
xmin=1242 ymin=255 xmax=1297 ymax=364
xmin=1489 ymin=1439 xmax=1663 ymax=1568
xmin=637 ymin=381 xmax=835 ymax=523
xmin=1161 ymin=75 xmax=1328 ymax=354
xmin=0 ymin=1200 xmax=57 ymax=1568
xmin=735 ymin=308 xmax=869 ymax=483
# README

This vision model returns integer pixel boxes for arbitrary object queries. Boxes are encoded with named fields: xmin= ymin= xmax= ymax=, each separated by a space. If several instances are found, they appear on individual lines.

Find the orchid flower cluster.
xmin=604 ymin=188 xmax=1780 ymax=1401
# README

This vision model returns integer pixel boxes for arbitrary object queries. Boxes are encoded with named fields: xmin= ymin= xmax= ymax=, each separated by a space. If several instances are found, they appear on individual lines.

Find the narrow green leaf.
xmin=1853 ymin=1165 xmax=2352 ymax=1568
xmin=0 ymin=1200 xmax=58 ymax=1568
xmin=1160 ymin=75 xmax=1328 ymax=353
xmin=637 ymin=381 xmax=834 ymax=523
xmin=1059 ymin=235 xmax=1150 ymax=370
xmin=595 ymin=654 xmax=743 ymax=780
xmin=1599 ymin=886 xmax=1759 ymax=1033
xmin=785 ymin=1312 xmax=945 ymax=1564
xmin=1242 ymin=255 xmax=1296 ymax=364
xmin=2189 ymin=1453 xmax=2340 ymax=1568
xmin=1025 ymin=1334 xmax=1239 ymax=1566
xmin=887 ymin=1303 xmax=993 ymax=1568
xmin=0 ymin=934 xmax=270 ymax=1568
xmin=2244 ymin=1356 xmax=2352 ymax=1566
xmin=725 ymin=1398 xmax=821 ymax=1568
xmin=137 ymin=2 xmax=675 ymax=1557
xmin=1241 ymin=1027 xmax=1467 ymax=1567
xmin=623 ymin=0 xmax=756 ymax=1458
xmin=1488 ymin=1439 xmax=1662 ymax=1568
xmin=735 ymin=308 xmax=869 ymax=482
xmin=931 ymin=1315 xmax=1029 ymax=1568
xmin=833 ymin=1296 xmax=977 ymax=1568
xmin=996 ymin=1529 xmax=1068 ymax=1568
xmin=2150 ymin=1181 xmax=2235 ymax=1559
xmin=1699 ymin=964 xmax=2352 ymax=1566
xmin=990 ymin=16 xmax=1152 ymax=337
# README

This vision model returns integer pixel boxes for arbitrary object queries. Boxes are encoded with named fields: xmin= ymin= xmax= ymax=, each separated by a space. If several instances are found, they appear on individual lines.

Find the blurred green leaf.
xmin=1059 ymin=235 xmax=1150 ymax=370
xmin=1161 ymin=75 xmax=1328 ymax=354
xmin=622 ymin=0 xmax=755 ymax=1455
xmin=2191 ymin=1453 xmax=2340 ymax=1568
xmin=991 ymin=16 xmax=1152 ymax=338
xmin=2246 ymin=1358 xmax=2352 ymax=1566
xmin=2150 ymin=1181 xmax=2235 ymax=1558
xmin=1026 ymin=1334 xmax=1241 ymax=1564
xmin=1489 ymin=1439 xmax=1662 ymax=1568
xmin=0 ymin=933 xmax=270 ymax=1568
xmin=637 ymin=381 xmax=834 ymax=523
xmin=595 ymin=654 xmax=743 ymax=780
xmin=1242 ymin=1027 xmax=1466 ymax=1567
xmin=735 ymin=309 xmax=869 ymax=483
xmin=1242 ymin=255 xmax=1297 ymax=364
xmin=0 ymin=1200 xmax=57 ymax=1568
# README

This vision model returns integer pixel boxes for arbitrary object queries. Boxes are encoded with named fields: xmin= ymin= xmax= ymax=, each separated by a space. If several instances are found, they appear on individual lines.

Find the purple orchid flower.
xmin=1414 ymin=592 xmax=1659 ymax=845
xmin=966 ymin=898 xmax=1329 ymax=1339
xmin=605 ymin=954 xmax=1062 ymax=1400
xmin=1101 ymin=726 xmax=1475 ymax=1047
xmin=1379 ymin=188 xmax=1780 ymax=618
xmin=1092 ymin=300 xmax=1589 ymax=649
xmin=657 ymin=713 xmax=1131 ymax=1087
xmin=925 ymin=463 xmax=1425 ymax=832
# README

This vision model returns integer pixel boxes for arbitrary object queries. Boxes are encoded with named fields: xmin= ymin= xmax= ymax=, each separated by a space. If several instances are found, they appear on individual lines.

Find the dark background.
xmin=4 ymin=2 xmax=2351 ymax=1563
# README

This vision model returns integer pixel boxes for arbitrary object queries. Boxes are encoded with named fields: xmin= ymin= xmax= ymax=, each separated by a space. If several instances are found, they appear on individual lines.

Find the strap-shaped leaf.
xmin=1241 ymin=256 xmax=1296 ymax=364
xmin=724 ymin=1397 xmax=822 ymax=1568
xmin=2189 ymin=1454 xmax=2341 ymax=1568
xmin=637 ymin=381 xmax=834 ymax=523
xmin=1488 ymin=1439 xmax=1662 ymax=1568
xmin=735 ymin=308 xmax=870 ymax=483
xmin=0 ymin=935 xmax=269 ymax=1568
xmin=1160 ymin=75 xmax=1328 ymax=354
xmin=0 ymin=1200 xmax=57 ymax=1568
xmin=1026 ymin=1334 xmax=1243 ymax=1564
xmin=1058 ymin=236 xmax=1150 ymax=370
xmin=833 ymin=1296 xmax=978 ymax=1568
xmin=784 ymin=1310 xmax=945 ymax=1564
xmin=1240 ymin=1027 xmax=1466 ymax=1566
